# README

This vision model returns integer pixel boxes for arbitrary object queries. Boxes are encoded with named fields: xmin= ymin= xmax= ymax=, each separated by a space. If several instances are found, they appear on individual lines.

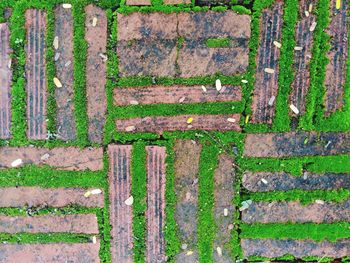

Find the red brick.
xmin=85 ymin=5 xmax=107 ymax=143
xmin=117 ymin=13 xmax=177 ymax=41
xmin=213 ymin=154 xmax=235 ymax=262
xmin=241 ymin=200 xmax=350 ymax=224
xmin=242 ymin=171 xmax=350 ymax=192
xmin=241 ymin=238 xmax=350 ymax=258
xmin=25 ymin=9 xmax=48 ymax=140
xmin=0 ymin=147 xmax=103 ymax=171
xmin=113 ymin=85 xmax=242 ymax=106
xmin=54 ymin=6 xmax=76 ymax=141
xmin=177 ymin=11 xmax=251 ymax=40
xmin=324 ymin=0 xmax=348 ymax=116
xmin=126 ymin=0 xmax=151 ymax=5
xmin=116 ymin=114 xmax=241 ymax=134
xmin=0 ymin=23 xmax=12 ymax=139
xmin=146 ymin=146 xmax=167 ymax=263
xmin=289 ymin=0 xmax=317 ymax=116
xmin=108 ymin=145 xmax=133 ymax=263
xmin=0 ymin=243 xmax=100 ymax=262
xmin=244 ymin=132 xmax=350 ymax=157
xmin=174 ymin=140 xmax=201 ymax=254
xmin=0 ymin=187 xmax=104 ymax=208
xmin=0 ymin=214 xmax=99 ymax=234
xmin=251 ymin=1 xmax=284 ymax=124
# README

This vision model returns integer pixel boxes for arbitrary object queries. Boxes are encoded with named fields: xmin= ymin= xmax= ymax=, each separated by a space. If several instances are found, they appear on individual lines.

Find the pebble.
xmin=223 ymin=208 xmax=228 ymax=216
xmin=181 ymin=243 xmax=188 ymax=250
xmin=62 ymin=3 xmax=72 ymax=8
xmin=264 ymin=68 xmax=275 ymax=74
xmin=261 ymin=178 xmax=268 ymax=185
xmin=11 ymin=159 xmax=23 ymax=168
xmin=215 ymin=79 xmax=222 ymax=91
xmin=125 ymin=196 xmax=134 ymax=206
xmin=227 ymin=118 xmax=236 ymax=123
xmin=129 ymin=100 xmax=139 ymax=105
xmin=273 ymin=41 xmax=281 ymax=48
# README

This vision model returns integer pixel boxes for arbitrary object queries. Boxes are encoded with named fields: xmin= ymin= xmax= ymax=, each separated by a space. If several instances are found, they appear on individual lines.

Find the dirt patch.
xmin=243 ymin=171 xmax=350 ymax=192
xmin=242 ymin=200 xmax=350 ymax=224
xmin=0 ymin=23 xmax=12 ymax=139
xmin=174 ymin=140 xmax=201 ymax=259
xmin=244 ymin=132 xmax=350 ymax=157
xmin=289 ymin=0 xmax=317 ymax=116
xmin=126 ymin=0 xmax=151 ymax=5
xmin=213 ymin=154 xmax=235 ymax=263
xmin=251 ymin=1 xmax=284 ymax=124
xmin=0 ymin=243 xmax=101 ymax=263
xmin=108 ymin=145 xmax=133 ymax=263
xmin=324 ymin=0 xmax=349 ymax=116
xmin=116 ymin=114 xmax=241 ymax=134
xmin=0 ymin=187 xmax=104 ymax=208
xmin=0 ymin=214 xmax=99 ymax=234
xmin=241 ymin=238 xmax=350 ymax=258
xmin=25 ymin=9 xmax=47 ymax=140
xmin=146 ymin=146 xmax=167 ymax=263
xmin=0 ymin=146 xmax=103 ymax=171
xmin=114 ymin=85 xmax=242 ymax=106
xmin=85 ymin=4 xmax=107 ymax=143
xmin=54 ymin=6 xmax=76 ymax=141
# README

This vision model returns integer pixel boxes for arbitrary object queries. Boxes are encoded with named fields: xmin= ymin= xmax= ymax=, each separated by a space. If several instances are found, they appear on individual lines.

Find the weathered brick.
xmin=289 ymin=0 xmax=317 ymax=116
xmin=241 ymin=238 xmax=350 ymax=258
xmin=0 ymin=187 xmax=104 ymax=208
xmin=126 ymin=0 xmax=151 ymax=5
xmin=117 ymin=40 xmax=177 ymax=77
xmin=116 ymin=114 xmax=241 ymax=134
xmin=243 ymin=171 xmax=350 ymax=192
xmin=174 ymin=140 xmax=201 ymax=261
xmin=0 ymin=23 xmax=12 ymax=139
xmin=213 ymin=154 xmax=235 ymax=262
xmin=0 ymin=214 xmax=99 ymax=234
xmin=117 ymin=13 xmax=177 ymax=41
xmin=25 ymin=9 xmax=47 ymax=140
xmin=164 ymin=0 xmax=191 ymax=4
xmin=0 ymin=147 xmax=103 ymax=171
xmin=146 ymin=146 xmax=167 ymax=263
xmin=324 ymin=0 xmax=348 ymax=116
xmin=251 ymin=1 xmax=284 ymax=124
xmin=85 ymin=5 xmax=107 ymax=143
xmin=241 ymin=200 xmax=350 ymax=224
xmin=114 ymin=85 xmax=242 ymax=106
xmin=108 ymin=145 xmax=133 ymax=263
xmin=0 ymin=243 xmax=100 ymax=262
xmin=54 ymin=6 xmax=76 ymax=141
xmin=244 ymin=132 xmax=350 ymax=157
xmin=177 ymin=11 xmax=251 ymax=40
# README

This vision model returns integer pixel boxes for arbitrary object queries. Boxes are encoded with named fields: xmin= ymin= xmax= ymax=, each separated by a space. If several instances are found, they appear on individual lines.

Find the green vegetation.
xmin=205 ymin=38 xmax=231 ymax=48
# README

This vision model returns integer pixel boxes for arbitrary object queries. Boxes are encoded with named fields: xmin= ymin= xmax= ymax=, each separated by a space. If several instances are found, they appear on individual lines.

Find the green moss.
xmin=205 ymin=38 xmax=231 ymax=48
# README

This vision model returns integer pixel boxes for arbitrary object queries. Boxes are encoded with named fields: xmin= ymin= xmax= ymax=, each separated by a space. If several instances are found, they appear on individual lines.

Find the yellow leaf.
xmin=53 ymin=77 xmax=62 ymax=88
xmin=187 ymin=117 xmax=193 ymax=124
xmin=336 ymin=0 xmax=341 ymax=9
xmin=245 ymin=115 xmax=250 ymax=124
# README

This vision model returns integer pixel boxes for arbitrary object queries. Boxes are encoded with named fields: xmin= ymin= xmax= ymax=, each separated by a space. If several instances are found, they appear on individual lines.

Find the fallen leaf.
xmin=294 ymin=46 xmax=303 ymax=51
xmin=310 ymin=21 xmax=317 ymax=32
xmin=305 ymin=10 xmax=310 ymax=17
xmin=245 ymin=115 xmax=250 ymax=124
xmin=227 ymin=118 xmax=236 ymax=123
xmin=62 ymin=3 xmax=72 ymax=8
xmin=201 ymin=85 xmax=207 ymax=92
xmin=336 ymin=0 xmax=341 ymax=9
xmin=223 ymin=208 xmax=228 ymax=216
xmin=261 ymin=178 xmax=268 ymax=184
xmin=290 ymin=104 xmax=299 ymax=114
xmin=92 ymin=17 xmax=98 ymax=27
xmin=264 ymin=68 xmax=275 ymax=74
xmin=308 ymin=3 xmax=313 ymax=13
xmin=91 ymin=189 xmax=102 ymax=195
xmin=8 ymin=59 xmax=11 ymax=69
xmin=92 ymin=236 xmax=97 ymax=244
xmin=187 ymin=117 xmax=193 ymax=124
xmin=84 ymin=191 xmax=91 ymax=198
xmin=179 ymin=97 xmax=186 ymax=103
xmin=54 ymin=52 xmax=60 ymax=61
xmin=215 ymin=79 xmax=222 ymax=91
xmin=268 ymin=96 xmax=275 ymax=106
xmin=273 ymin=40 xmax=281 ymax=48
xmin=315 ymin=199 xmax=325 ymax=205
xmin=53 ymin=77 xmax=62 ymax=88
xmin=11 ymin=159 xmax=23 ymax=167
xmin=125 ymin=196 xmax=134 ymax=206
xmin=241 ymin=79 xmax=248 ymax=84
xmin=129 ymin=100 xmax=139 ymax=105
xmin=125 ymin=126 xmax=136 ymax=132
xmin=40 ymin=153 xmax=50 ymax=161
xmin=186 ymin=251 xmax=193 ymax=256
xmin=53 ymin=36 xmax=59 ymax=50
xmin=217 ymin=247 xmax=222 ymax=257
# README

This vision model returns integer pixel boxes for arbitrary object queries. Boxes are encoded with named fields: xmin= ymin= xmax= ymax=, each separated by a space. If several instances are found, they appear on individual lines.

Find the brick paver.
xmin=243 ymin=171 xmax=350 ymax=192
xmin=242 ymin=200 xmax=350 ymax=224
xmin=0 ymin=243 xmax=101 ymax=263
xmin=54 ymin=5 xmax=76 ymax=141
xmin=244 ymin=132 xmax=350 ymax=157
xmin=0 ymin=146 xmax=103 ymax=171
xmin=0 ymin=23 xmax=12 ymax=139
xmin=289 ymin=0 xmax=317 ymax=116
xmin=251 ymin=1 xmax=284 ymax=124
xmin=174 ymin=140 xmax=201 ymax=262
xmin=85 ymin=4 xmax=107 ymax=143
xmin=324 ymin=0 xmax=349 ymax=116
xmin=164 ymin=0 xmax=191 ymax=4
xmin=0 ymin=187 xmax=104 ymax=208
xmin=213 ymin=154 xmax=235 ymax=262
xmin=117 ymin=11 xmax=250 ymax=77
xmin=25 ymin=9 xmax=47 ymax=140
xmin=126 ymin=0 xmax=151 ymax=5
xmin=114 ymin=85 xmax=242 ymax=106
xmin=241 ymin=238 xmax=350 ymax=258
xmin=116 ymin=114 xmax=241 ymax=134
xmin=108 ymin=145 xmax=133 ymax=263
xmin=146 ymin=146 xmax=167 ymax=263
xmin=0 ymin=214 xmax=99 ymax=234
